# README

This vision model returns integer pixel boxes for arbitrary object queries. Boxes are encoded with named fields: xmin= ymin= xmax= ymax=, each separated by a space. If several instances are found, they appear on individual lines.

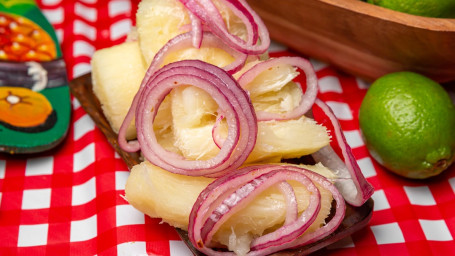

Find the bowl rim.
xmin=322 ymin=0 xmax=455 ymax=31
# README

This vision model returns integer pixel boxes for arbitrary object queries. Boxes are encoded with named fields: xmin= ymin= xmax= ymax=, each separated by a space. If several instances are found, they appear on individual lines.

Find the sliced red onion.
xmin=249 ymin=174 xmax=320 ymax=251
xmin=312 ymin=99 xmax=374 ymax=206
xmin=134 ymin=60 xmax=257 ymax=177
xmin=179 ymin=0 xmax=270 ymax=54
xmin=212 ymin=112 xmax=225 ymax=149
xmin=278 ymin=181 xmax=298 ymax=225
xmin=201 ymin=170 xmax=320 ymax=248
xmin=189 ymin=12 xmax=203 ymax=48
xmin=188 ymin=164 xmax=345 ymax=256
xmin=118 ymin=31 xmax=248 ymax=153
xmin=237 ymin=57 xmax=318 ymax=121
xmin=220 ymin=0 xmax=258 ymax=45
xmin=284 ymin=165 xmax=346 ymax=249
xmin=146 ymin=31 xmax=248 ymax=77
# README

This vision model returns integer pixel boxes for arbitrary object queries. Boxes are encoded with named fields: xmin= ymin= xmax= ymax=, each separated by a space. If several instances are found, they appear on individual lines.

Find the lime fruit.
xmin=359 ymin=72 xmax=455 ymax=179
xmin=367 ymin=0 xmax=455 ymax=18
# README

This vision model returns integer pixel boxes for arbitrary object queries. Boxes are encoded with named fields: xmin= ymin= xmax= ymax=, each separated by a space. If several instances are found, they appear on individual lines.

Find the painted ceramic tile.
xmin=0 ymin=0 xmax=70 ymax=153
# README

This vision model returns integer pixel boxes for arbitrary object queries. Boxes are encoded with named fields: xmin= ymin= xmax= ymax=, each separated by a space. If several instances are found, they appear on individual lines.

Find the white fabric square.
xmin=372 ymin=190 xmax=390 ymax=211
xmin=343 ymin=130 xmax=364 ymax=148
xmin=0 ymin=159 xmax=5 ymax=179
xmin=42 ymin=7 xmax=64 ymax=24
xmin=117 ymin=241 xmax=146 ymax=256
xmin=70 ymin=215 xmax=97 ymax=242
xmin=74 ymin=143 xmax=95 ymax=172
xmin=110 ymin=19 xmax=132 ymax=41
xmin=115 ymin=171 xmax=130 ymax=191
xmin=25 ymin=156 xmax=54 ymax=176
xmin=22 ymin=188 xmax=51 ymax=210
xmin=18 ymin=224 xmax=48 ymax=247
xmin=55 ymin=29 xmax=63 ymax=44
xmin=170 ymin=240 xmax=193 ymax=256
xmin=72 ymin=177 xmax=96 ymax=206
xmin=109 ymin=1 xmax=131 ymax=17
xmin=370 ymin=223 xmax=405 ymax=244
xmin=73 ymin=40 xmax=95 ymax=58
xmin=318 ymin=76 xmax=343 ymax=93
xmin=116 ymin=204 xmax=145 ymax=227
xmin=74 ymin=20 xmax=96 ymax=41
xmin=74 ymin=114 xmax=95 ymax=140
xmin=419 ymin=219 xmax=453 ymax=241
xmin=357 ymin=157 xmax=377 ymax=178
xmin=404 ymin=186 xmax=436 ymax=206
xmin=72 ymin=97 xmax=81 ymax=109
xmin=73 ymin=63 xmax=91 ymax=78
xmin=326 ymin=101 xmax=353 ymax=120
xmin=310 ymin=59 xmax=327 ymax=72
xmin=449 ymin=177 xmax=455 ymax=194
xmin=75 ymin=2 xmax=97 ymax=22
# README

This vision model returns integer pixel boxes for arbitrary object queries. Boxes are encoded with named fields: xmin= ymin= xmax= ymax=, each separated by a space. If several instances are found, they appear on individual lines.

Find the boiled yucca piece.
xmin=249 ymin=117 xmax=330 ymax=163
xmin=136 ymin=0 xmax=190 ymax=64
xmin=91 ymin=41 xmax=146 ymax=139
xmin=136 ymin=0 xmax=248 ymax=65
xmin=235 ymin=60 xmax=305 ymax=115
xmin=125 ymin=161 xmax=335 ymax=254
xmin=169 ymin=82 xmax=330 ymax=163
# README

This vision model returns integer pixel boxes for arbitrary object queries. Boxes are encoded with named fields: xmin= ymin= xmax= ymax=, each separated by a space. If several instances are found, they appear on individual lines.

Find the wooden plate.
xmin=246 ymin=0 xmax=455 ymax=83
xmin=69 ymin=73 xmax=374 ymax=255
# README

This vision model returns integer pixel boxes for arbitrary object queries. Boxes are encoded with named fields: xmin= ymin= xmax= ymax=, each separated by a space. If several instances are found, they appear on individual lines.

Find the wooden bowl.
xmin=246 ymin=0 xmax=455 ymax=83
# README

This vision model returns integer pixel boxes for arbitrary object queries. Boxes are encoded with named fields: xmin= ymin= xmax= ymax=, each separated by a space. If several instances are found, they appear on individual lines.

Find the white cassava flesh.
xmin=136 ymin=0 xmax=244 ymax=66
xmin=170 ymin=81 xmax=330 ymax=164
xmin=125 ymin=161 xmax=335 ymax=254
xmin=91 ymin=41 xmax=146 ymax=139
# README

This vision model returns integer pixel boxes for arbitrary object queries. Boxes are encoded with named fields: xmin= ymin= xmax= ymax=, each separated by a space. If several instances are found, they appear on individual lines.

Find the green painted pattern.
xmin=0 ymin=0 xmax=70 ymax=153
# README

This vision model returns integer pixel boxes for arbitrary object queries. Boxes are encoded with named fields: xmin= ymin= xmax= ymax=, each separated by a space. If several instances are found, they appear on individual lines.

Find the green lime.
xmin=367 ymin=0 xmax=455 ymax=18
xmin=359 ymin=72 xmax=455 ymax=179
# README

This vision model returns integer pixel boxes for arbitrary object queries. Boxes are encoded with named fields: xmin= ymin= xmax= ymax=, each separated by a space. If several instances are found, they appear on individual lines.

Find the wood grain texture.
xmin=69 ymin=73 xmax=374 ymax=256
xmin=247 ymin=0 xmax=455 ymax=83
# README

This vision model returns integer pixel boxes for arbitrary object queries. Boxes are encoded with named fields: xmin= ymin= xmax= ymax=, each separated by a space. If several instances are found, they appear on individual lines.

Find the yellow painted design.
xmin=0 ymin=87 xmax=53 ymax=127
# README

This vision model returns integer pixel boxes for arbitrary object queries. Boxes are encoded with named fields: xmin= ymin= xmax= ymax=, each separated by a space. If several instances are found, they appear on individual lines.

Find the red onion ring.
xmin=118 ymin=31 xmax=248 ymax=153
xmin=212 ymin=113 xmax=225 ymax=149
xmin=200 ymin=170 xmax=320 ymax=249
xmin=284 ymin=165 xmax=345 ymax=250
xmin=179 ymin=0 xmax=269 ymax=54
xmin=312 ymin=98 xmax=374 ymax=206
xmin=133 ymin=60 xmax=257 ymax=177
xmin=278 ymin=181 xmax=299 ymax=225
xmin=219 ymin=0 xmax=259 ymax=45
xmin=237 ymin=56 xmax=318 ymax=121
xmin=188 ymin=164 xmax=345 ymax=256
xmin=189 ymin=12 xmax=203 ymax=48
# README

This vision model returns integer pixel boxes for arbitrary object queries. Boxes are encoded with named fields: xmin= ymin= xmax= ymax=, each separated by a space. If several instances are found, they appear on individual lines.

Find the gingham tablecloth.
xmin=1 ymin=0 xmax=455 ymax=255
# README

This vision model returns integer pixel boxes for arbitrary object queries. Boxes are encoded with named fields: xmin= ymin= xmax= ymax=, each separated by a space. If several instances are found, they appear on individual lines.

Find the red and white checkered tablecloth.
xmin=1 ymin=0 xmax=455 ymax=255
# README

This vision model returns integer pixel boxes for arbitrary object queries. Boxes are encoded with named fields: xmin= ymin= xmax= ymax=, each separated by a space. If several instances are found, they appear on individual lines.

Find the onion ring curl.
xmin=188 ymin=164 xmax=346 ymax=256
xmin=312 ymin=98 xmax=374 ymax=207
xmin=133 ymin=60 xmax=257 ymax=177
xmin=118 ymin=31 xmax=248 ymax=153
xmin=179 ymin=0 xmax=270 ymax=55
